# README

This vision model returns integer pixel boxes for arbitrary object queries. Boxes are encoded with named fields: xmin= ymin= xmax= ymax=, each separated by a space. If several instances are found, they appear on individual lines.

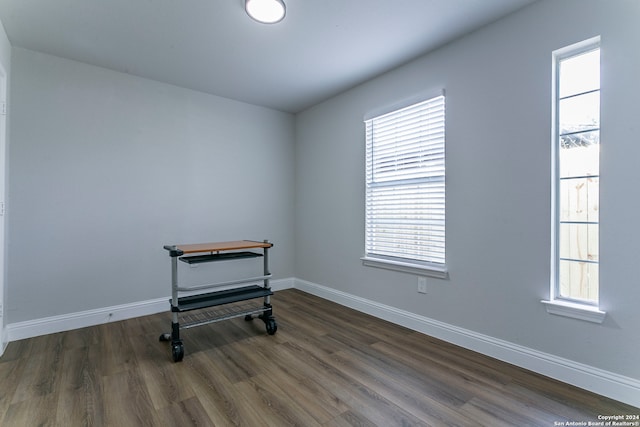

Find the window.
xmin=362 ymin=94 xmax=446 ymax=278
xmin=544 ymin=37 xmax=605 ymax=322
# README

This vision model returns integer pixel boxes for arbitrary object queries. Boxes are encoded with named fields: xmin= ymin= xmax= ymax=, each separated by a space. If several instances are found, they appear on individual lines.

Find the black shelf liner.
xmin=179 ymin=251 xmax=262 ymax=264
xmin=176 ymin=285 xmax=272 ymax=312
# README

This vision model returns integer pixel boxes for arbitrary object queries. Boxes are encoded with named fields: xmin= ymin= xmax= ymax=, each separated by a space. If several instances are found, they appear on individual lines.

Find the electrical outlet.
xmin=417 ymin=277 xmax=427 ymax=294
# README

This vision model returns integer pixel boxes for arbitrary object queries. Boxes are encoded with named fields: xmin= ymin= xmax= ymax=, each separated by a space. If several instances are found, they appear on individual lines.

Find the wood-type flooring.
xmin=0 ymin=289 xmax=637 ymax=426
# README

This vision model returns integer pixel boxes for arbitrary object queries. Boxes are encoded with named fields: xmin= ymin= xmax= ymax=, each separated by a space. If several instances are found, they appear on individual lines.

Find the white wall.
xmin=0 ymin=19 xmax=10 ymax=353
xmin=0 ymin=21 xmax=8 ymax=67
xmin=7 ymin=48 xmax=295 ymax=324
xmin=295 ymin=0 xmax=640 ymax=384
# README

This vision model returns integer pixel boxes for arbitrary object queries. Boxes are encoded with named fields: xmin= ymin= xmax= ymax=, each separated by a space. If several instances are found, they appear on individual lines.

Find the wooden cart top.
xmin=171 ymin=240 xmax=272 ymax=254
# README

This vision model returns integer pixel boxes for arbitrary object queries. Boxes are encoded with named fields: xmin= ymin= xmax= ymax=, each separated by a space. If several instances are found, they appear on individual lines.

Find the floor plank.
xmin=0 ymin=289 xmax=637 ymax=426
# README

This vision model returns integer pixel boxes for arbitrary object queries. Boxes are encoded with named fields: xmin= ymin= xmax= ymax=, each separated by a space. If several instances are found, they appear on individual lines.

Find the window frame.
xmin=361 ymin=93 xmax=448 ymax=279
xmin=543 ymin=36 xmax=606 ymax=323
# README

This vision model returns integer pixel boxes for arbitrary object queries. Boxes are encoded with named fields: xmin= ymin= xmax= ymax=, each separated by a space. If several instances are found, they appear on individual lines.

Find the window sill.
xmin=361 ymin=256 xmax=448 ymax=279
xmin=541 ymin=299 xmax=606 ymax=324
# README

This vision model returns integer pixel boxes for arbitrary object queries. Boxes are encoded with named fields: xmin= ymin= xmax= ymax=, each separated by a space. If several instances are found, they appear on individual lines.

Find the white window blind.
xmin=365 ymin=95 xmax=445 ymax=267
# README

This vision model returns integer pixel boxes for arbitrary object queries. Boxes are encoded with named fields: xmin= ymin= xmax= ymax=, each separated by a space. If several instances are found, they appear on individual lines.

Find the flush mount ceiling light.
xmin=245 ymin=0 xmax=286 ymax=24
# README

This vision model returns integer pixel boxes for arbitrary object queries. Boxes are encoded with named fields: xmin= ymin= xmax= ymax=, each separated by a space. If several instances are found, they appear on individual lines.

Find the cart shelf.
xmin=180 ymin=302 xmax=271 ymax=329
xmin=160 ymin=240 xmax=277 ymax=362
xmin=175 ymin=285 xmax=273 ymax=312
xmin=179 ymin=251 xmax=263 ymax=264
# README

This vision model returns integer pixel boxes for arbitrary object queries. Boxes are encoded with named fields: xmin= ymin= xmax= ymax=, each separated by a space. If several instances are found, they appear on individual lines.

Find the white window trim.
xmin=541 ymin=299 xmax=606 ymax=324
xmin=361 ymin=256 xmax=448 ymax=279
xmin=363 ymin=91 xmax=447 ymax=278
xmin=543 ymin=36 xmax=605 ymax=323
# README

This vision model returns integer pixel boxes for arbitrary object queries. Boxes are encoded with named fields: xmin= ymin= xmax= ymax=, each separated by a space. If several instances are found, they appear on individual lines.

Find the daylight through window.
xmin=553 ymin=41 xmax=600 ymax=305
xmin=364 ymin=95 xmax=446 ymax=270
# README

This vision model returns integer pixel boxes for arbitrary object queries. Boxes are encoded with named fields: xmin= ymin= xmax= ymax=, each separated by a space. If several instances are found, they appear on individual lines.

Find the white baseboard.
xmin=0 ymin=326 xmax=6 ymax=357
xmin=294 ymin=278 xmax=640 ymax=409
xmin=270 ymin=277 xmax=296 ymax=292
xmin=7 ymin=297 xmax=168 ymax=342
xmin=6 ymin=278 xmax=295 ymax=343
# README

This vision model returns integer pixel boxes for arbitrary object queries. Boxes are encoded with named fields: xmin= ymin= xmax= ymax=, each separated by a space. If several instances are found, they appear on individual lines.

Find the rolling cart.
xmin=159 ymin=240 xmax=276 ymax=362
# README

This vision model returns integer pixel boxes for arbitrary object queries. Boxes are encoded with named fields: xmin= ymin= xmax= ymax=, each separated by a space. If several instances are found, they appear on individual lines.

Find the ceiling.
xmin=0 ymin=0 xmax=537 ymax=113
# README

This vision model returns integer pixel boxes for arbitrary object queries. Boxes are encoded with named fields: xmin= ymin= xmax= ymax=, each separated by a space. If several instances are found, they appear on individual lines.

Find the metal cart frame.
xmin=159 ymin=240 xmax=276 ymax=362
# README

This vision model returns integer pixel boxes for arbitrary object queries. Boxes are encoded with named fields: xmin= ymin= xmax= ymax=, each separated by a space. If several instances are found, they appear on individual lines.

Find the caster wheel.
xmin=266 ymin=319 xmax=277 ymax=335
xmin=244 ymin=315 xmax=253 ymax=321
xmin=159 ymin=333 xmax=171 ymax=342
xmin=171 ymin=341 xmax=184 ymax=362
